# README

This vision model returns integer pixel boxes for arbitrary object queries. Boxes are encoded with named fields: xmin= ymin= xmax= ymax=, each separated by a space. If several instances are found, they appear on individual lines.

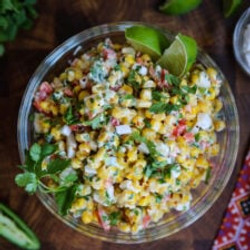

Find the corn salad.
xmin=32 ymin=38 xmax=225 ymax=233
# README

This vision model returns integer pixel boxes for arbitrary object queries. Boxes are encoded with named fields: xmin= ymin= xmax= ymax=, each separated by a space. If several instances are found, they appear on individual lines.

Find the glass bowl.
xmin=17 ymin=22 xmax=239 ymax=243
xmin=233 ymin=7 xmax=250 ymax=76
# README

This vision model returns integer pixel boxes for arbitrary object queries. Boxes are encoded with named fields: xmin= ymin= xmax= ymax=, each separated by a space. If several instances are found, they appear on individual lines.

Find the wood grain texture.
xmin=0 ymin=0 xmax=249 ymax=249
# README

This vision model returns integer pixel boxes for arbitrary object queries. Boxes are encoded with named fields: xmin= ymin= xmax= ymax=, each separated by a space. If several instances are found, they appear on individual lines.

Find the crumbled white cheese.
xmin=115 ymin=125 xmax=132 ymax=135
xmin=121 ymin=47 xmax=136 ymax=56
xmin=156 ymin=142 xmax=169 ymax=157
xmin=196 ymin=113 xmax=212 ymax=130
xmin=138 ymin=66 xmax=148 ymax=76
xmin=84 ymin=165 xmax=97 ymax=176
xmin=61 ymin=125 xmax=71 ymax=136
xmin=138 ymin=143 xmax=149 ymax=154
xmin=120 ymin=180 xmax=139 ymax=193
xmin=196 ymin=72 xmax=211 ymax=88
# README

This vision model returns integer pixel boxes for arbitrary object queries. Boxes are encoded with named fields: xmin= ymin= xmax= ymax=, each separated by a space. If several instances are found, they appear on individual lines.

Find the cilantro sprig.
xmin=0 ymin=0 xmax=38 ymax=56
xmin=15 ymin=143 xmax=78 ymax=216
xmin=129 ymin=131 xmax=158 ymax=157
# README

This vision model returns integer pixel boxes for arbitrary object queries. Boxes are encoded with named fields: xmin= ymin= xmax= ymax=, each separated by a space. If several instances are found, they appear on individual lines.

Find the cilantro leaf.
xmin=55 ymin=185 xmax=77 ymax=216
xmin=152 ymin=90 xmax=165 ymax=101
xmin=165 ymin=74 xmax=180 ymax=86
xmin=64 ymin=106 xmax=79 ymax=125
xmin=85 ymin=113 xmax=107 ymax=130
xmin=29 ymin=143 xmax=41 ymax=162
xmin=144 ymin=118 xmax=151 ymax=128
xmin=41 ymin=143 xmax=57 ymax=158
xmin=109 ymin=211 xmax=121 ymax=226
xmin=15 ymin=172 xmax=38 ymax=194
xmin=127 ymin=70 xmax=140 ymax=90
xmin=149 ymin=102 xmax=181 ymax=114
xmin=155 ymin=194 xmax=163 ymax=203
xmin=46 ymin=158 xmax=71 ymax=175
xmin=130 ymin=131 xmax=158 ymax=157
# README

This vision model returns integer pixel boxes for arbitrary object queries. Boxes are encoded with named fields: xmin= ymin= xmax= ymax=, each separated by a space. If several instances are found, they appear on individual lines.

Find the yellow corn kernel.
xmin=207 ymin=143 xmax=220 ymax=156
xmin=132 ymin=115 xmax=145 ymax=128
xmin=191 ymin=73 xmax=199 ymax=84
xmin=75 ymin=70 xmax=83 ymax=80
xmin=120 ymin=63 xmax=129 ymax=77
xmin=73 ymin=85 xmax=82 ymax=95
xmin=196 ymin=156 xmax=209 ymax=168
xmin=50 ymin=126 xmax=62 ymax=141
xmin=71 ymin=158 xmax=83 ymax=169
xmin=127 ymin=147 xmax=137 ymax=163
xmin=78 ymin=143 xmax=91 ymax=156
xmin=182 ymin=158 xmax=195 ymax=170
xmin=118 ymin=222 xmax=131 ymax=233
xmin=81 ymin=211 xmax=93 ymax=224
xmin=164 ymin=115 xmax=176 ymax=126
xmin=140 ymin=89 xmax=152 ymax=100
xmin=119 ymin=84 xmax=133 ymax=94
xmin=214 ymin=120 xmax=225 ymax=132
xmin=145 ymin=110 xmax=153 ymax=118
xmin=87 ymin=200 xmax=94 ymax=210
xmin=142 ymin=128 xmax=156 ymax=140
xmin=153 ymin=113 xmax=166 ymax=121
xmin=72 ymin=198 xmax=87 ymax=210
xmin=176 ymin=155 xmax=186 ymax=164
xmin=190 ymin=147 xmax=200 ymax=158
xmin=40 ymin=101 xmax=50 ymax=112
xmin=150 ymin=119 xmax=162 ymax=132
xmin=138 ymin=196 xmax=150 ymax=206
xmin=113 ymin=43 xmax=122 ymax=50
xmin=206 ymin=67 xmax=217 ymax=81
xmin=50 ymin=105 xmax=58 ymax=116
xmin=136 ymin=99 xmax=152 ymax=108
xmin=98 ymin=132 xmax=109 ymax=144
xmin=75 ymin=151 xmax=86 ymax=161
xmin=78 ymin=91 xmax=90 ymax=101
xmin=67 ymin=69 xmax=75 ymax=82
xmin=213 ymin=99 xmax=223 ymax=113
xmin=59 ymin=72 xmax=67 ymax=81
xmin=120 ymin=99 xmax=134 ymax=108
xmin=170 ymin=96 xmax=179 ymax=105
xmin=40 ymin=120 xmax=50 ymax=133
xmin=96 ymin=148 xmax=106 ymax=160
xmin=206 ymin=88 xmax=216 ymax=100
xmin=59 ymin=104 xmax=69 ymax=115
xmin=124 ymin=54 xmax=135 ymax=65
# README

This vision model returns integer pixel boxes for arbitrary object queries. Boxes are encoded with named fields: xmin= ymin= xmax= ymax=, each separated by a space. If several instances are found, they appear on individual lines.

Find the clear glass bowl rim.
xmin=233 ymin=7 xmax=250 ymax=76
xmin=17 ymin=21 xmax=240 ymax=244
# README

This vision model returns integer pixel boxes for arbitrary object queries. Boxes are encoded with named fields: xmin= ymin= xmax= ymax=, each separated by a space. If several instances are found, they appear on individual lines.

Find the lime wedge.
xmin=157 ymin=33 xmax=197 ymax=77
xmin=223 ymin=0 xmax=242 ymax=18
xmin=125 ymin=26 xmax=170 ymax=60
xmin=159 ymin=0 xmax=202 ymax=15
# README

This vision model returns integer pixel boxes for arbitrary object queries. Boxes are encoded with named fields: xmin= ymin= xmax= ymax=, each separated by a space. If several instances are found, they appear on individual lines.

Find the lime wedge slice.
xmin=159 ymin=0 xmax=202 ymax=15
xmin=125 ymin=26 xmax=170 ymax=60
xmin=157 ymin=33 xmax=197 ymax=77
xmin=223 ymin=0 xmax=242 ymax=18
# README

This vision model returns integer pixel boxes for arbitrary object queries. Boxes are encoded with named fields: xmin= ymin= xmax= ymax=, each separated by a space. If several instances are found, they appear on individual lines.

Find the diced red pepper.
xmin=40 ymin=81 xmax=53 ymax=95
xmin=142 ymin=214 xmax=151 ymax=228
xmin=96 ymin=206 xmax=111 ymax=231
xmin=64 ymin=88 xmax=74 ymax=97
xmin=70 ymin=124 xmax=85 ymax=132
xmin=111 ymin=117 xmax=120 ymax=126
xmin=183 ymin=132 xmax=194 ymax=143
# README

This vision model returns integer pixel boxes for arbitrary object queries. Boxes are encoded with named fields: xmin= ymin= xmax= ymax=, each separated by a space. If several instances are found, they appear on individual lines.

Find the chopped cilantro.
xmin=144 ymin=118 xmax=152 ymax=128
xmin=127 ymin=70 xmax=140 ymax=90
xmin=109 ymin=211 xmax=121 ymax=226
xmin=165 ymin=74 xmax=180 ymax=86
xmin=149 ymin=102 xmax=181 ymax=114
xmin=195 ymin=133 xmax=200 ymax=142
xmin=155 ymin=194 xmax=163 ymax=203
xmin=85 ymin=113 xmax=107 ymax=130
xmin=64 ymin=106 xmax=79 ymax=125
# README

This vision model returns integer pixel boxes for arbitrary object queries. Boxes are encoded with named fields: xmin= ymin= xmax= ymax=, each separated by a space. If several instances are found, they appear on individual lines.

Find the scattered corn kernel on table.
xmin=0 ymin=0 xmax=249 ymax=249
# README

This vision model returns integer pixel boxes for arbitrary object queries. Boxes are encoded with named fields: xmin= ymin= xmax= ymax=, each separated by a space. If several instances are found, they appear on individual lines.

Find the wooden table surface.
xmin=0 ymin=0 xmax=250 ymax=249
